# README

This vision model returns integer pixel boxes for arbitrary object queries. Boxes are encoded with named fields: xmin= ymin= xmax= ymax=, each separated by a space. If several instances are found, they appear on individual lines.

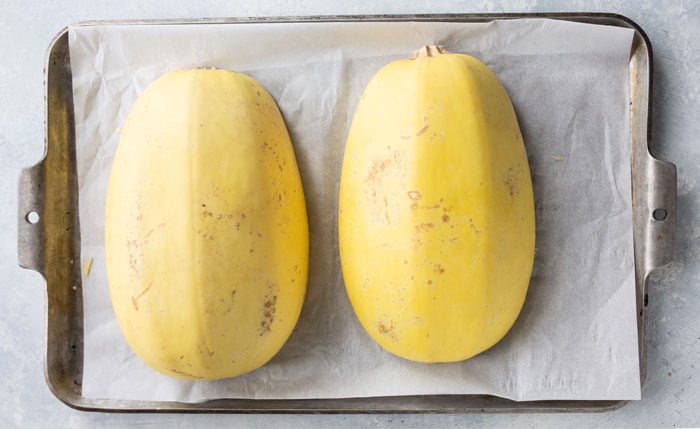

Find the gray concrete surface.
xmin=1 ymin=1 xmax=697 ymax=427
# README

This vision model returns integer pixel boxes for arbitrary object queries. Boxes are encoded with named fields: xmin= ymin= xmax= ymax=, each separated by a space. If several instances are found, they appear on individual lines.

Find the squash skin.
xmin=105 ymin=69 xmax=308 ymax=380
xmin=338 ymin=47 xmax=535 ymax=363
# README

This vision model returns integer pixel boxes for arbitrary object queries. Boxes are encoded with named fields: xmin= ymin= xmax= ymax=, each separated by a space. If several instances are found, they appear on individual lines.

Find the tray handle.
xmin=18 ymin=161 xmax=46 ymax=276
xmin=644 ymin=157 xmax=676 ymax=274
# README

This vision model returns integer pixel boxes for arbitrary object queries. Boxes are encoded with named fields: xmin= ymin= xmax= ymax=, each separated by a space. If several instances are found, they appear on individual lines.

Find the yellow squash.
xmin=105 ymin=69 xmax=308 ymax=380
xmin=338 ymin=45 xmax=535 ymax=362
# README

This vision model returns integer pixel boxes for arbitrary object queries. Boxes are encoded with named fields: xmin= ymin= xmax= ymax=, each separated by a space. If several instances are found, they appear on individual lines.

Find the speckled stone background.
xmin=1 ymin=1 xmax=697 ymax=427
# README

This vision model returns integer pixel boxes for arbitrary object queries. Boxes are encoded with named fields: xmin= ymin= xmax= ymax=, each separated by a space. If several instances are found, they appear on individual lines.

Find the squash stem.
xmin=411 ymin=45 xmax=449 ymax=59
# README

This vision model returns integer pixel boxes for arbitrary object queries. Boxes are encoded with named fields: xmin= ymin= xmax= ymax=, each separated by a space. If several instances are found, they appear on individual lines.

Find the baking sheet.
xmin=69 ymin=18 xmax=640 ymax=402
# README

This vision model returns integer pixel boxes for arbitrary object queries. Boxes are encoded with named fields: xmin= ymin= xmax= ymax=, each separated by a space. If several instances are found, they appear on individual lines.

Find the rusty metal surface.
xmin=16 ymin=13 xmax=676 ymax=413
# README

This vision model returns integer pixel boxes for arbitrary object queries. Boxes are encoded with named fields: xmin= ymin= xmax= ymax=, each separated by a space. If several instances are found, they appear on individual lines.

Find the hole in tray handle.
xmin=652 ymin=208 xmax=667 ymax=221
xmin=26 ymin=211 xmax=40 ymax=224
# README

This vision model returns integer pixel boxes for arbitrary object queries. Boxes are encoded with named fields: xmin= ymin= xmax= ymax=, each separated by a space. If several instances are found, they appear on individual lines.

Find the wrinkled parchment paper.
xmin=69 ymin=19 xmax=639 ymax=402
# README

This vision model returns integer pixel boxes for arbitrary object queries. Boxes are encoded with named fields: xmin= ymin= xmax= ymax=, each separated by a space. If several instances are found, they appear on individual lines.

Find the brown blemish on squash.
xmin=367 ymin=158 xmax=393 ymax=184
xmin=434 ymin=264 xmax=445 ymax=274
xmin=198 ymin=343 xmax=215 ymax=358
xmin=416 ymin=125 xmax=429 ymax=136
xmin=383 ymin=196 xmax=391 ymax=224
xmin=131 ymin=281 xmax=153 ymax=311
xmin=170 ymin=369 xmax=204 ymax=379
xmin=407 ymin=191 xmax=421 ymax=200
xmin=442 ymin=214 xmax=450 ymax=223
xmin=505 ymin=166 xmax=520 ymax=197
xmin=258 ymin=283 xmax=278 ymax=336
xmin=224 ymin=290 xmax=237 ymax=315
xmin=126 ymin=222 xmax=165 ymax=279
xmin=468 ymin=218 xmax=482 ymax=234
xmin=377 ymin=320 xmax=398 ymax=342
xmin=126 ymin=239 xmax=143 ymax=279
xmin=412 ymin=236 xmax=423 ymax=248
xmin=361 ymin=277 xmax=369 ymax=291
xmin=506 ymin=179 xmax=517 ymax=196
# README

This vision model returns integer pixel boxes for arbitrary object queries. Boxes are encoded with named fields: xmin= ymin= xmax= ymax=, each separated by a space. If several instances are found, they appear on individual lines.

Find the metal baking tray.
xmin=17 ymin=13 xmax=676 ymax=413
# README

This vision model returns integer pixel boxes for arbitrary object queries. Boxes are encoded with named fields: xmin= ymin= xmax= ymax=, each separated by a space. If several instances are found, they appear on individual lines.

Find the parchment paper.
xmin=69 ymin=19 xmax=640 ymax=402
